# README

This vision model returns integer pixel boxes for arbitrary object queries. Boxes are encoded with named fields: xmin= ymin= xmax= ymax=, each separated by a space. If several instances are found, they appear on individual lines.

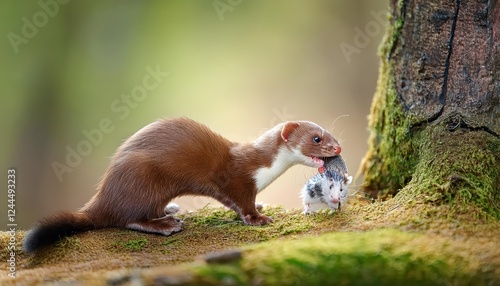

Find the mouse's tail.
xmin=23 ymin=211 xmax=96 ymax=253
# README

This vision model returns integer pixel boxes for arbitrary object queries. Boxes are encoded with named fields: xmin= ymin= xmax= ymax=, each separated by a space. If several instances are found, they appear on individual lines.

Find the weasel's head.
xmin=280 ymin=121 xmax=341 ymax=168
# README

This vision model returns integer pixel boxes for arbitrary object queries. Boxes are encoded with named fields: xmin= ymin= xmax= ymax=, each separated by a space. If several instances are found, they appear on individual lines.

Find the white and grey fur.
xmin=301 ymin=155 xmax=353 ymax=214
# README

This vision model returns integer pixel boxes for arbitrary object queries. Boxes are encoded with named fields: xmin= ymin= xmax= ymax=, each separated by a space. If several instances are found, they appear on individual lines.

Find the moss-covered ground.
xmin=1 ymin=196 xmax=499 ymax=285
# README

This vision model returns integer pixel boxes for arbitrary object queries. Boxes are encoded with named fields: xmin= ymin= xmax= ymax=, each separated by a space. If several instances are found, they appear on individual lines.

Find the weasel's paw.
xmin=159 ymin=218 xmax=183 ymax=236
xmin=243 ymin=213 xmax=273 ymax=226
xmin=126 ymin=216 xmax=183 ymax=236
xmin=164 ymin=202 xmax=180 ymax=215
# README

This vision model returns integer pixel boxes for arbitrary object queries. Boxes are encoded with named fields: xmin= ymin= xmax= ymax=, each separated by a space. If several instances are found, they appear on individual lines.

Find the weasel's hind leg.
xmin=126 ymin=215 xmax=183 ymax=236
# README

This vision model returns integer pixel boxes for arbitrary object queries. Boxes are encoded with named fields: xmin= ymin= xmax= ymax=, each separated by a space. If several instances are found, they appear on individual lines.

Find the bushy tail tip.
xmin=23 ymin=212 xmax=95 ymax=253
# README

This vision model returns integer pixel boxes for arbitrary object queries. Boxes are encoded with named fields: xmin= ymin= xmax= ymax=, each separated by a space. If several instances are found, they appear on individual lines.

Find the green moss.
xmin=113 ymin=238 xmax=148 ymax=251
xmin=191 ymin=229 xmax=490 ymax=285
xmin=162 ymin=238 xmax=181 ymax=246
xmin=56 ymin=236 xmax=82 ymax=250
xmin=179 ymin=206 xmax=317 ymax=240
xmin=182 ymin=206 xmax=242 ymax=227
xmin=364 ymin=89 xmax=499 ymax=215
xmin=361 ymin=0 xmax=418 ymax=198
xmin=405 ymin=126 xmax=500 ymax=218
xmin=361 ymin=50 xmax=416 ymax=196
xmin=3 ymin=205 xmax=500 ymax=284
xmin=379 ymin=0 xmax=404 ymax=58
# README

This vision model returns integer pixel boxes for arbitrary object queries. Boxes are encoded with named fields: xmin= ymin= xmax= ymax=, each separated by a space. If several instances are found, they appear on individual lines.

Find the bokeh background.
xmin=1 ymin=0 xmax=387 ymax=229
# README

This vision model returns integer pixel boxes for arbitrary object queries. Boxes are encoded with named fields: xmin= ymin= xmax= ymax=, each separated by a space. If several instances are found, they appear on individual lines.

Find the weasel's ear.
xmin=281 ymin=121 xmax=300 ymax=142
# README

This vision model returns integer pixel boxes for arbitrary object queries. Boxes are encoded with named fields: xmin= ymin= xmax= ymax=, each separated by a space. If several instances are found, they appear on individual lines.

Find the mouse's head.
xmin=281 ymin=121 xmax=341 ymax=168
xmin=321 ymin=170 xmax=352 ymax=210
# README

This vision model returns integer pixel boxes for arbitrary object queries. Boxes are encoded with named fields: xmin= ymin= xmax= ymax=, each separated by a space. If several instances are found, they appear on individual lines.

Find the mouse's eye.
xmin=313 ymin=136 xmax=322 ymax=143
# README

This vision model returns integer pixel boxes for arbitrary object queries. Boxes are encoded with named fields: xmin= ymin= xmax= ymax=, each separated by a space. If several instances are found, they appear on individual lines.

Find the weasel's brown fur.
xmin=23 ymin=117 xmax=340 ymax=252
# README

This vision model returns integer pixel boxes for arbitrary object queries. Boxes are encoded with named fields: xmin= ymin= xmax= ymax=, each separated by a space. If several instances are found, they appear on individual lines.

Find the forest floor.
xmin=1 ymin=194 xmax=499 ymax=285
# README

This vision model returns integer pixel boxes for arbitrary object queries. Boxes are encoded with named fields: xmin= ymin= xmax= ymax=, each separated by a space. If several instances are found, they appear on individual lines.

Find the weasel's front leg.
xmin=241 ymin=208 xmax=273 ymax=226
xmin=239 ymin=198 xmax=273 ymax=226
xmin=217 ymin=186 xmax=273 ymax=225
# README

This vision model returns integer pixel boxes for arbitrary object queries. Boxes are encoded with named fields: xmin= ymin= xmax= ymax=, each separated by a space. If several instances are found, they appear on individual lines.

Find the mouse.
xmin=301 ymin=155 xmax=352 ymax=214
xmin=23 ymin=117 xmax=341 ymax=252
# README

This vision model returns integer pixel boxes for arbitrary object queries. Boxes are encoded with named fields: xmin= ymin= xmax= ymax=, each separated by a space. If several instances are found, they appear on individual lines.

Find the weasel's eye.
xmin=313 ymin=136 xmax=322 ymax=143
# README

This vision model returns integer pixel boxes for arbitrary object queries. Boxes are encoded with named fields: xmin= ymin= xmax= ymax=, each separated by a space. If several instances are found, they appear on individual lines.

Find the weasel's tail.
xmin=23 ymin=212 xmax=95 ymax=253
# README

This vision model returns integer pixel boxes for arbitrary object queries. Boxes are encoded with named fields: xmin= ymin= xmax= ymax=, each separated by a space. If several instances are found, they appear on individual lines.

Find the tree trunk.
xmin=360 ymin=0 xmax=500 ymax=217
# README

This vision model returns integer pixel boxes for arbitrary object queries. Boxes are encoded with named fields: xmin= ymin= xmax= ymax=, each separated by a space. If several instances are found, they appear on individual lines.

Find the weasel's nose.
xmin=332 ymin=198 xmax=340 ymax=204
xmin=333 ymin=146 xmax=341 ymax=154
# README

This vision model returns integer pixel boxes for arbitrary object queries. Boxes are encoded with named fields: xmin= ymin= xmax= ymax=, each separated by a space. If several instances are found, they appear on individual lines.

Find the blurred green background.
xmin=1 ymin=0 xmax=387 ymax=229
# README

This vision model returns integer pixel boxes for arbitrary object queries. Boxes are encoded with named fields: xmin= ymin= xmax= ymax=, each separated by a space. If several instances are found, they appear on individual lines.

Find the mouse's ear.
xmin=345 ymin=175 xmax=353 ymax=185
xmin=281 ymin=121 xmax=300 ymax=142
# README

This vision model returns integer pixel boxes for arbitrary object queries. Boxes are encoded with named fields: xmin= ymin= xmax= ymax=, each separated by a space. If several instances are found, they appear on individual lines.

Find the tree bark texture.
xmin=361 ymin=0 xmax=500 ymax=217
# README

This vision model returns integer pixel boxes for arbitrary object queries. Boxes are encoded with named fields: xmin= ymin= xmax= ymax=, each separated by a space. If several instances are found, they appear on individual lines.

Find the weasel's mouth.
xmin=309 ymin=156 xmax=324 ymax=168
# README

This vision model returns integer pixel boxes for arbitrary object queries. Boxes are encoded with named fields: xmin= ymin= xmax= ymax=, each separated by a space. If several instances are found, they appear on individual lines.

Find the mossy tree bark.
xmin=361 ymin=0 xmax=500 ymax=217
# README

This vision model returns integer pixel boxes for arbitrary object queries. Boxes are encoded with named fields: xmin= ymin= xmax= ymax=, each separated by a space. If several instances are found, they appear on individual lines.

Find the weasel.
xmin=301 ymin=155 xmax=352 ymax=214
xmin=23 ymin=117 xmax=341 ymax=253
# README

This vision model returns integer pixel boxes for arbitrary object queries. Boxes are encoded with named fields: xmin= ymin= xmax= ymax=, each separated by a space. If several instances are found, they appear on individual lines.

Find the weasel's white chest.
xmin=253 ymin=147 xmax=296 ymax=192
